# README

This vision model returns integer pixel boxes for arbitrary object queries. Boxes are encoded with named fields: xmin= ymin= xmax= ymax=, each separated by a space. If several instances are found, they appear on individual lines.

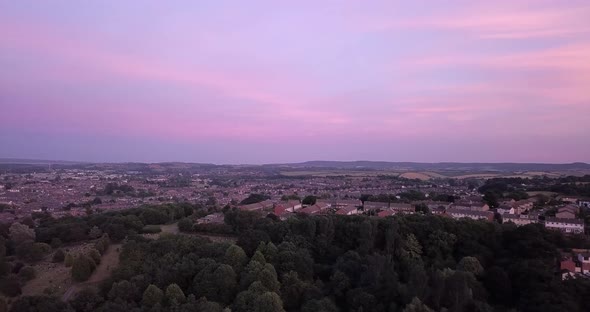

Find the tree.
xmin=9 ymin=223 xmax=35 ymax=245
xmin=302 ymin=195 xmax=317 ymax=206
xmin=457 ymin=256 xmax=484 ymax=276
xmin=224 ymin=245 xmax=249 ymax=274
xmin=301 ymin=298 xmax=339 ymax=312
xmin=165 ymin=283 xmax=186 ymax=305
xmin=88 ymin=226 xmax=103 ymax=239
xmin=18 ymin=266 xmax=36 ymax=281
xmin=71 ymin=255 xmax=95 ymax=282
xmin=142 ymin=284 xmax=163 ymax=307
xmin=108 ymin=280 xmax=139 ymax=302
xmin=0 ymin=275 xmax=21 ymax=297
xmin=483 ymin=191 xmax=499 ymax=208
xmin=16 ymin=242 xmax=52 ymax=262
xmin=88 ymin=249 xmax=102 ymax=265
xmin=70 ymin=287 xmax=104 ymax=312
xmin=9 ymin=295 xmax=73 ymax=312
xmin=193 ymin=263 xmax=238 ymax=304
xmin=240 ymin=194 xmax=270 ymax=205
xmin=403 ymin=297 xmax=434 ymax=312
xmin=178 ymin=218 xmax=193 ymax=232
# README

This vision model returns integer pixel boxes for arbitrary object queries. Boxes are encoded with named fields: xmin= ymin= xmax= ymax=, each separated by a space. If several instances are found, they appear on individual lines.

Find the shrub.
xmin=0 ymin=274 xmax=22 ymax=297
xmin=64 ymin=253 xmax=74 ymax=267
xmin=89 ymin=249 xmax=102 ymax=265
xmin=50 ymin=238 xmax=62 ymax=249
xmin=52 ymin=249 xmax=65 ymax=263
xmin=71 ymin=255 xmax=95 ymax=282
xmin=16 ymin=242 xmax=52 ymax=262
xmin=18 ymin=266 xmax=36 ymax=281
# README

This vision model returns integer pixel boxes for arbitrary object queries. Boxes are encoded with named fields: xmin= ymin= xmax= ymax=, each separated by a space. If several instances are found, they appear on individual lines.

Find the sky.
xmin=1 ymin=0 xmax=589 ymax=164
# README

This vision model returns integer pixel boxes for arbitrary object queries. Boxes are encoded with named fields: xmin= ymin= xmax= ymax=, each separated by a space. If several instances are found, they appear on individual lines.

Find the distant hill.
xmin=1 ymin=158 xmax=589 ymax=173
xmin=267 ymin=161 xmax=590 ymax=172
xmin=0 ymin=158 xmax=86 ymax=165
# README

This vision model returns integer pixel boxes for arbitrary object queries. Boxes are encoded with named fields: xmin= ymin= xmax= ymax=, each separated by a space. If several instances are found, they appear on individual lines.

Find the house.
xmin=430 ymin=205 xmax=447 ymax=215
xmin=576 ymin=252 xmax=590 ymax=273
xmin=559 ymin=251 xmax=590 ymax=279
xmin=426 ymin=202 xmax=451 ymax=212
xmin=544 ymin=217 xmax=584 ymax=234
xmin=390 ymin=203 xmax=414 ymax=214
xmin=452 ymin=203 xmax=490 ymax=212
xmin=446 ymin=208 xmax=494 ymax=221
xmin=281 ymin=200 xmax=302 ymax=212
xmin=363 ymin=201 xmax=389 ymax=211
xmin=502 ymin=214 xmax=538 ymax=226
xmin=196 ymin=213 xmax=224 ymax=224
xmin=578 ymin=199 xmax=590 ymax=208
xmin=272 ymin=206 xmax=293 ymax=220
xmin=336 ymin=205 xmax=359 ymax=216
xmin=378 ymin=210 xmax=395 ymax=217
xmin=556 ymin=205 xmax=579 ymax=219
xmin=513 ymin=199 xmax=534 ymax=214
xmin=239 ymin=200 xmax=274 ymax=212
xmin=331 ymin=199 xmax=361 ymax=208
xmin=299 ymin=205 xmax=321 ymax=215
xmin=497 ymin=204 xmax=515 ymax=215
xmin=313 ymin=202 xmax=331 ymax=211
xmin=274 ymin=205 xmax=287 ymax=217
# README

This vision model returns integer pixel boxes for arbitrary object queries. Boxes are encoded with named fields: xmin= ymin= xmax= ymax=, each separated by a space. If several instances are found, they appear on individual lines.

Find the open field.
xmin=399 ymin=172 xmax=432 ymax=180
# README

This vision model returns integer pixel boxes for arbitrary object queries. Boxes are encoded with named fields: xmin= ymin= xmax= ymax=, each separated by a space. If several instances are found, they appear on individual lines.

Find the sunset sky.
xmin=1 ymin=0 xmax=589 ymax=164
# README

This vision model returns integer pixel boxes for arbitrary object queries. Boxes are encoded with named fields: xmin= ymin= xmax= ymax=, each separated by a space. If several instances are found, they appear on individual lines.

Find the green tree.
xmin=71 ymin=255 xmax=95 ymax=282
xmin=88 ymin=249 xmax=102 ymax=265
xmin=302 ymin=195 xmax=317 ymax=205
xmin=142 ymin=284 xmax=164 ymax=307
xmin=88 ymin=226 xmax=103 ymax=239
xmin=483 ymin=191 xmax=499 ymax=208
xmin=301 ymin=298 xmax=338 ymax=312
xmin=178 ymin=218 xmax=193 ymax=232
xmin=403 ymin=297 xmax=434 ymax=312
xmin=165 ymin=283 xmax=186 ymax=305
xmin=457 ymin=256 xmax=484 ymax=276
xmin=224 ymin=245 xmax=249 ymax=274
xmin=9 ymin=222 xmax=35 ymax=245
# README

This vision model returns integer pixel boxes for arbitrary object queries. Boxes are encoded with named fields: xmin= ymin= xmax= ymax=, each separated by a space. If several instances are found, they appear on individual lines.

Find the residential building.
xmin=446 ymin=208 xmax=494 ymax=221
xmin=390 ymin=203 xmax=414 ymax=214
xmin=336 ymin=205 xmax=359 ymax=216
xmin=502 ymin=214 xmax=538 ymax=226
xmin=544 ymin=217 xmax=584 ymax=234
xmin=364 ymin=201 xmax=389 ymax=211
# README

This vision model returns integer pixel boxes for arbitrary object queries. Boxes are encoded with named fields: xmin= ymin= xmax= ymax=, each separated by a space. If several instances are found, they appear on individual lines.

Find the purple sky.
xmin=1 ymin=0 xmax=589 ymax=164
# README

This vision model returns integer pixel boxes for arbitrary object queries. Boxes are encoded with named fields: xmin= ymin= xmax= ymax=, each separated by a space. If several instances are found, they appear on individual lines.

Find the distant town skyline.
xmin=1 ymin=1 xmax=589 ymax=164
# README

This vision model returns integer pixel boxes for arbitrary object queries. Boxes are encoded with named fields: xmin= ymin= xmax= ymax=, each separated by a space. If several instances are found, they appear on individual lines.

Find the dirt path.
xmin=62 ymin=244 xmax=121 ymax=301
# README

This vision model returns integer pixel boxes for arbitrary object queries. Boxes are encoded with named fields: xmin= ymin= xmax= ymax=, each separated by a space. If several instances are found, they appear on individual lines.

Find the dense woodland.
xmin=1 ymin=203 xmax=590 ymax=312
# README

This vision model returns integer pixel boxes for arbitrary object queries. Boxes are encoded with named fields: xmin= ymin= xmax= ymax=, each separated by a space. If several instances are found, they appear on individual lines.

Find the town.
xmin=2 ymin=162 xmax=589 ymax=236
